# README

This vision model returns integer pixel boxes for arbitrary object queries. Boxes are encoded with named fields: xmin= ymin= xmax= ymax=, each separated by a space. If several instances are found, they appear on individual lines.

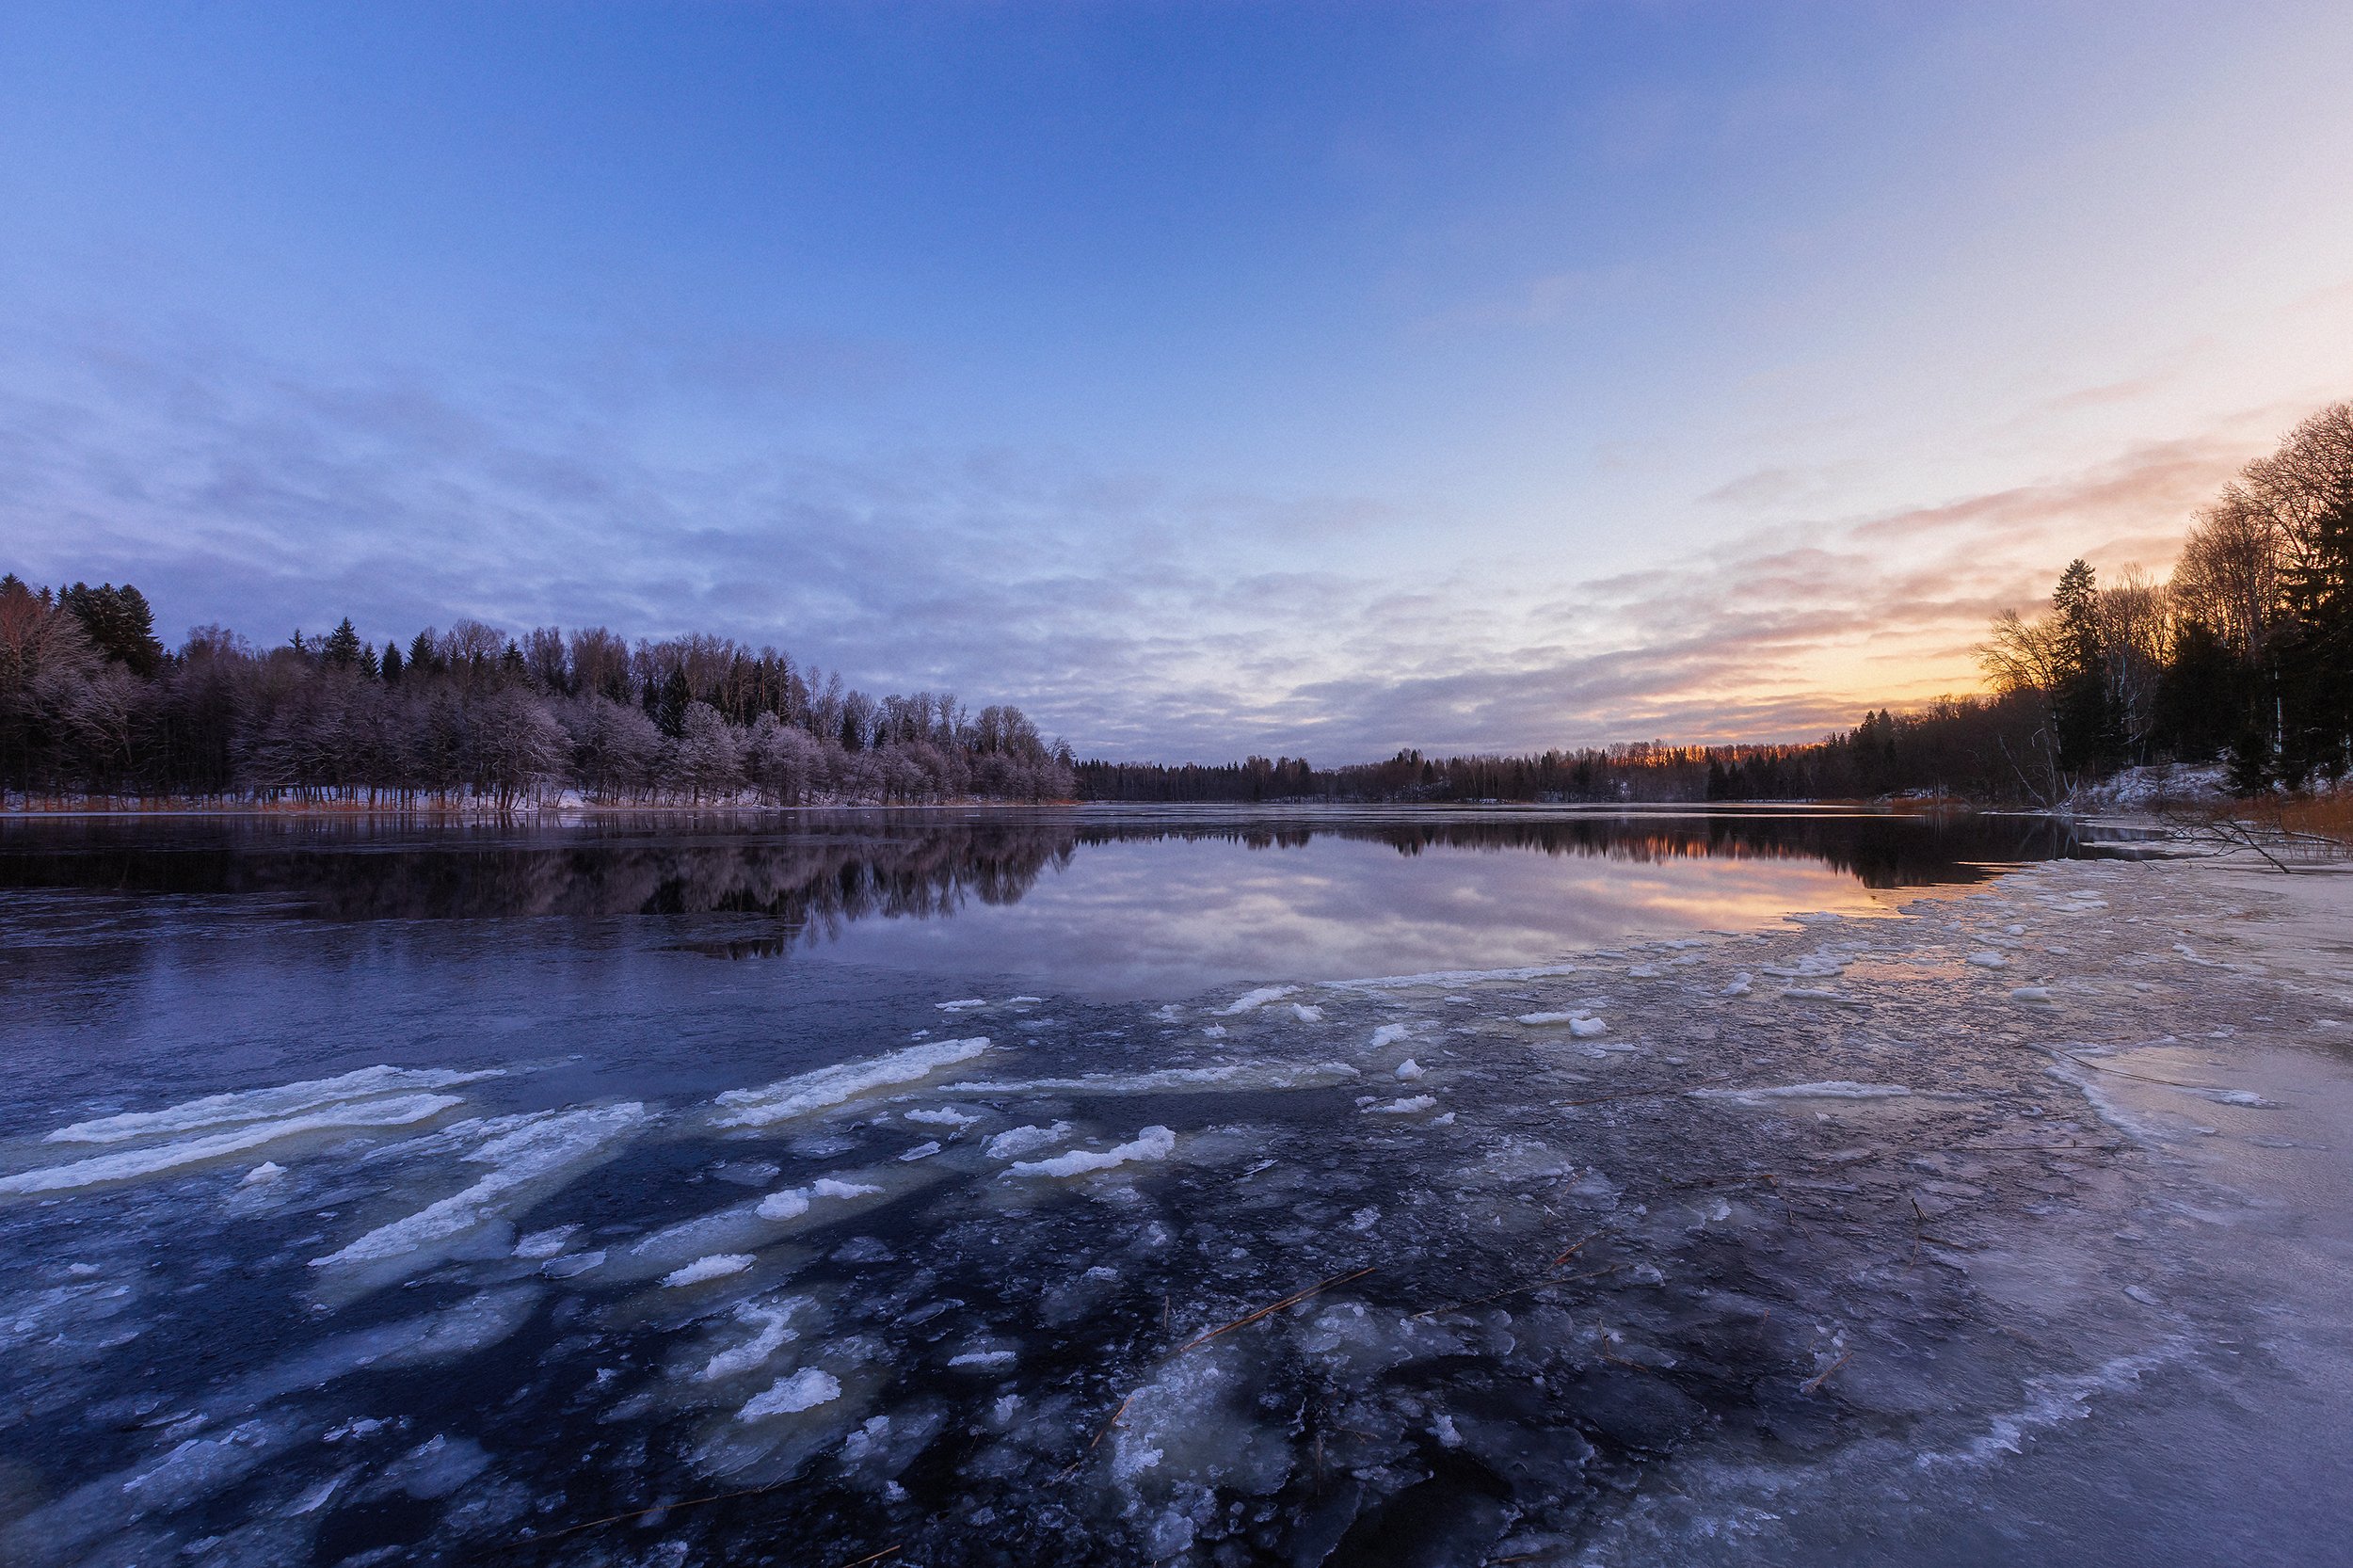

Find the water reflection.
xmin=0 ymin=808 xmax=2083 ymax=999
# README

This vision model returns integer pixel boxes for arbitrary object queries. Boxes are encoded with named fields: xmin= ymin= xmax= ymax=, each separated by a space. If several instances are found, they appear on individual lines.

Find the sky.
xmin=5 ymin=2 xmax=2353 ymax=762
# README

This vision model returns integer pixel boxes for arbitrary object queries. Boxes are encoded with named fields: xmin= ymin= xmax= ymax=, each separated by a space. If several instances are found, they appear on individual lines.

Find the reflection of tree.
xmin=0 ymin=809 xmax=2081 ymax=941
xmin=1069 ymin=812 xmax=2080 ymax=890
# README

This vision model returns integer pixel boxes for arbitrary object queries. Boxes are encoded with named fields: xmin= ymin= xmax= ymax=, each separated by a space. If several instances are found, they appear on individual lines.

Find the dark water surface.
xmin=18 ymin=807 xmax=2295 ymax=1568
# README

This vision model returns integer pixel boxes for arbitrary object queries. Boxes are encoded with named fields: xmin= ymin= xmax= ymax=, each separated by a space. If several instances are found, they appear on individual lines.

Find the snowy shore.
xmin=3 ymin=851 xmax=2351 ymax=1565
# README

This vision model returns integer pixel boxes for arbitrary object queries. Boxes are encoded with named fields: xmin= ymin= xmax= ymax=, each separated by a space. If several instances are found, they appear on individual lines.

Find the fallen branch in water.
xmin=1800 ymin=1351 xmax=1853 ymax=1395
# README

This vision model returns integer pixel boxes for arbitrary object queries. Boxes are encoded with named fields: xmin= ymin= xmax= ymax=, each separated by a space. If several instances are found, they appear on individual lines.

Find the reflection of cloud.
xmin=0 ymin=322 xmax=2274 ymax=763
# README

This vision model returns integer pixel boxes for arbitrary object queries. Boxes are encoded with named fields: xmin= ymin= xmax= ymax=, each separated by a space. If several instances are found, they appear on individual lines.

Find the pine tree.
xmin=2049 ymin=560 xmax=2120 ymax=775
xmin=2276 ymin=480 xmax=2353 ymax=781
xmin=408 ymin=631 xmax=439 ymax=677
xmin=381 ymin=642 xmax=405 ymax=682
xmin=321 ymin=617 xmax=363 ymax=669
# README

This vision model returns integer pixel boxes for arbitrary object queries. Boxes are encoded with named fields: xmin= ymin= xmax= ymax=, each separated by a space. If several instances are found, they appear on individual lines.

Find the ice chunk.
xmin=1213 ymin=985 xmax=1297 ymax=1016
xmin=948 ymin=1350 xmax=1016 ymax=1369
xmin=514 ymin=1224 xmax=580 ymax=1259
xmin=985 ymin=1122 xmax=1074 ymax=1160
xmin=936 ymin=999 xmax=988 ymax=1011
xmin=312 ymin=1102 xmax=648 ymax=1268
xmin=663 ymin=1254 xmax=756 ymax=1288
xmin=1006 ymin=1126 xmax=1176 ymax=1178
xmin=755 ymin=1176 xmax=884 ymax=1223
xmin=700 ymin=1299 xmax=808 ymax=1381
xmin=1363 ymin=1096 xmax=1438 ymax=1115
xmin=901 ymin=1108 xmax=978 ymax=1128
xmin=950 ymin=1062 xmax=1357 ymax=1096
xmin=1395 ymin=1059 xmax=1424 ymax=1081
xmin=240 ymin=1162 xmax=286 ymax=1186
xmin=1692 ymin=1081 xmax=1913 ymax=1104
xmin=3 ymin=1094 xmax=465 ymax=1195
xmin=898 ymin=1141 xmax=943 ymax=1161
xmin=1722 ymin=975 xmax=1753 ymax=997
xmin=1966 ymin=952 xmax=2009 ymax=968
xmin=741 ymin=1367 xmax=840 ymax=1419
xmin=1516 ymin=1013 xmax=1606 ymax=1038
xmin=42 ymin=1065 xmax=500 ymax=1145
xmin=2012 ymin=985 xmax=2056 ymax=1003
xmin=1370 ymin=1023 xmax=1414 ymax=1049
xmin=712 ymin=1040 xmax=990 ymax=1128
xmin=1289 ymin=1003 xmax=1325 ymax=1024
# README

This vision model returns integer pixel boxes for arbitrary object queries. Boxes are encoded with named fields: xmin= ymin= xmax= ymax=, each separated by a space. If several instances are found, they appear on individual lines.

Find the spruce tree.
xmin=2049 ymin=560 xmax=2120 ymax=775
xmin=321 ymin=617 xmax=363 ymax=669
xmin=2276 ymin=481 xmax=2353 ymax=781
xmin=381 ymin=642 xmax=405 ymax=682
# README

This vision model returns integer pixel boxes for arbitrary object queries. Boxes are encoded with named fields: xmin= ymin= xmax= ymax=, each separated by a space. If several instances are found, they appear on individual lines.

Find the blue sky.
xmin=7 ymin=2 xmax=2353 ymax=760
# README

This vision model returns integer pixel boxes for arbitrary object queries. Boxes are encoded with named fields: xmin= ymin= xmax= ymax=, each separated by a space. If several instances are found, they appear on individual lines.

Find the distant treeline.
xmin=8 ymin=401 xmax=2346 ymax=810
xmin=0 ymin=589 xmax=1074 ymax=807
xmin=1083 ymin=401 xmax=2353 ymax=806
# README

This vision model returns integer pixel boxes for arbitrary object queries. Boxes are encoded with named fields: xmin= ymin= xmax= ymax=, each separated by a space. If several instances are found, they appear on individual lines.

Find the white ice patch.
xmin=984 ymin=1123 xmax=1074 ymax=1160
xmin=1322 ymin=962 xmax=1582 ymax=991
xmin=1363 ymin=1096 xmax=1438 ymax=1115
xmin=1213 ymin=985 xmax=1297 ymax=1016
xmin=513 ymin=1225 xmax=580 ymax=1259
xmin=1517 ymin=1012 xmax=1607 ymax=1038
xmin=1693 ymin=1081 xmax=1913 ymax=1104
xmin=1394 ymin=1059 xmax=1424 ymax=1081
xmin=950 ymin=1062 xmax=1357 ymax=1096
xmin=240 ymin=1162 xmax=285 ymax=1186
xmin=1006 ymin=1126 xmax=1175 ymax=1178
xmin=740 ymin=1367 xmax=840 ymax=1419
xmin=1966 ymin=952 xmax=2009 ymax=968
xmin=663 ymin=1254 xmax=755 ymax=1288
xmin=1722 ymin=975 xmax=1753 ymax=997
xmin=1370 ymin=1023 xmax=1414 ymax=1049
xmin=699 ymin=1299 xmax=809 ymax=1382
xmin=900 ymin=1108 xmax=978 ymax=1128
xmin=947 ymin=1350 xmax=1016 ymax=1369
xmin=2012 ymin=985 xmax=2056 ymax=1003
xmin=712 ymin=1039 xmax=990 ymax=1128
xmin=755 ymin=1176 xmax=884 ymax=1222
xmin=898 ymin=1141 xmax=943 ymax=1161
xmin=311 ymin=1102 xmax=648 ymax=1268
xmin=41 ymin=1065 xmax=500 ymax=1145
xmin=3 ymin=1094 xmax=465 ymax=1196
xmin=936 ymin=999 xmax=989 ymax=1012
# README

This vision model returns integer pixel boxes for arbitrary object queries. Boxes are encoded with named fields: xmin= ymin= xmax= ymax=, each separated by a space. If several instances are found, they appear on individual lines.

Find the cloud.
xmin=0 ymin=321 xmax=2281 ymax=764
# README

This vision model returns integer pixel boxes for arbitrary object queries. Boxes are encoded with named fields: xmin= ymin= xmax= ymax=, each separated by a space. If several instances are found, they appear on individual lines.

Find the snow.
xmin=712 ymin=1039 xmax=991 ymax=1128
xmin=662 ymin=1254 xmax=756 ymax=1288
xmin=1005 ymin=1125 xmax=1176 ymax=1178
xmin=740 ymin=1367 xmax=841 ymax=1419
xmin=1 ymin=1093 xmax=465 ymax=1194
xmin=41 ymin=1065 xmax=500 ymax=1144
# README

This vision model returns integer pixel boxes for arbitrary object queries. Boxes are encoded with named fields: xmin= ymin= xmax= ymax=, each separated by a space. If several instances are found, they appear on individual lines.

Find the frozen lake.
xmin=4 ymin=809 xmax=2347 ymax=1566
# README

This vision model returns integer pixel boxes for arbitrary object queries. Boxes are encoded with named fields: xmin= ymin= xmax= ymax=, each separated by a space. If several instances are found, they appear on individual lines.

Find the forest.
xmin=0 ymin=593 xmax=1076 ymax=807
xmin=5 ymin=402 xmax=2346 ymax=811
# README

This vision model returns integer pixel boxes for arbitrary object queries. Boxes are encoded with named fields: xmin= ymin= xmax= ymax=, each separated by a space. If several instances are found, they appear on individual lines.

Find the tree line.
xmin=0 ymin=590 xmax=1075 ymax=807
xmin=1081 ymin=402 xmax=2353 ymax=806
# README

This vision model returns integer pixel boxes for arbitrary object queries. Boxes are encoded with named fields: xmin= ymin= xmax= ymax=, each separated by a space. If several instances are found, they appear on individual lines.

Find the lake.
xmin=10 ymin=805 xmax=2238 ymax=1568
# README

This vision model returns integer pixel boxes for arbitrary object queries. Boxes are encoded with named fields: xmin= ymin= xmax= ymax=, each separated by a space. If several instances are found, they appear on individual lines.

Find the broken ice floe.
xmin=310 ymin=1102 xmax=648 ymax=1273
xmin=3 ymin=1093 xmax=467 ymax=1196
xmin=40 ymin=1065 xmax=502 ymax=1145
xmin=1212 ymin=985 xmax=1298 ymax=1015
xmin=1004 ymin=1125 xmax=1175 ymax=1178
xmin=711 ymin=1039 xmax=990 ymax=1128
